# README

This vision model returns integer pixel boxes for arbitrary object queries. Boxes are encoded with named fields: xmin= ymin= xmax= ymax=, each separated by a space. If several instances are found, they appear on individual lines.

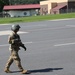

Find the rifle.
xmin=20 ymin=43 xmax=27 ymax=51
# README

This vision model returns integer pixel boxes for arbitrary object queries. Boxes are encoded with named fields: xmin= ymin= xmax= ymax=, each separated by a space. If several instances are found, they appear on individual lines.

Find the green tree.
xmin=0 ymin=0 xmax=9 ymax=12
xmin=10 ymin=0 xmax=44 ymax=5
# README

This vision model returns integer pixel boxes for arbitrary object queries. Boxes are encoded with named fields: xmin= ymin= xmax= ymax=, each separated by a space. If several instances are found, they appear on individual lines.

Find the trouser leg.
xmin=5 ymin=56 xmax=13 ymax=69
xmin=14 ymin=59 xmax=24 ymax=71
xmin=14 ymin=59 xmax=29 ymax=74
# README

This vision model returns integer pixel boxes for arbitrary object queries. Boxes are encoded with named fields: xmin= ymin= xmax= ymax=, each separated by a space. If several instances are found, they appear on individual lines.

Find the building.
xmin=3 ymin=4 xmax=40 ymax=17
xmin=40 ymin=0 xmax=75 ymax=15
xmin=3 ymin=0 xmax=75 ymax=17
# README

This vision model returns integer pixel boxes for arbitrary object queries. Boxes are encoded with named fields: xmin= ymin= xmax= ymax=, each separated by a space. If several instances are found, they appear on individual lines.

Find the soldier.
xmin=4 ymin=24 xmax=29 ymax=74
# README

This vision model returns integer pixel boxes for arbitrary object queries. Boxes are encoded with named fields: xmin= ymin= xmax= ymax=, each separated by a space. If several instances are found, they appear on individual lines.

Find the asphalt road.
xmin=0 ymin=18 xmax=75 ymax=75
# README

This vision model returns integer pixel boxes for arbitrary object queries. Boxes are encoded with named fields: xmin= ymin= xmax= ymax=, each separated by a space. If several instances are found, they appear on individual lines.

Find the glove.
xmin=24 ymin=47 xmax=27 ymax=51
xmin=19 ymin=43 xmax=27 ymax=51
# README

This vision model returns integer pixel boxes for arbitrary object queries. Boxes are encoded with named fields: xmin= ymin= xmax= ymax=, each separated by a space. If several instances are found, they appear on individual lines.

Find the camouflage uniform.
xmin=5 ymin=31 xmax=24 ymax=71
xmin=4 ymin=24 xmax=28 ymax=74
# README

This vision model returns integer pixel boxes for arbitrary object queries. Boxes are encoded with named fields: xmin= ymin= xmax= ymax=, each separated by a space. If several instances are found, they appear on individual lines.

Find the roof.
xmin=3 ymin=4 xmax=40 ymax=10
xmin=52 ymin=4 xmax=67 ymax=11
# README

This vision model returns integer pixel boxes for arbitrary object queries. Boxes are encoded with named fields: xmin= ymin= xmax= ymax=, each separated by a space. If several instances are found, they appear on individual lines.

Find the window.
xmin=24 ymin=12 xmax=27 ymax=15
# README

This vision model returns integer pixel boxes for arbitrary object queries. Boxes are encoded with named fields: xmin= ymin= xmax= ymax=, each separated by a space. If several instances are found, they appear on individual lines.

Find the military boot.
xmin=21 ymin=70 xmax=30 ymax=74
xmin=4 ymin=68 xmax=11 ymax=73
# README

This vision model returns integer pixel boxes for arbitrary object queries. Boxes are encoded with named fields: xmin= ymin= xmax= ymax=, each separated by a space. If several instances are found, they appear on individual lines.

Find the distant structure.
xmin=3 ymin=0 xmax=75 ymax=17
xmin=3 ymin=4 xmax=40 ymax=17
xmin=40 ymin=0 xmax=75 ymax=15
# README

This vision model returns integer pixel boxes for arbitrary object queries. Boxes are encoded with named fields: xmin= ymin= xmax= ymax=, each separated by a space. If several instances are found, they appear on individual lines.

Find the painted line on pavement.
xmin=50 ymin=18 xmax=75 ymax=21
xmin=23 ymin=42 xmax=33 ymax=44
xmin=66 ymin=25 xmax=75 ymax=27
xmin=0 ymin=42 xmax=32 ymax=47
xmin=0 ymin=30 xmax=28 ymax=36
xmin=54 ymin=42 xmax=75 ymax=47
xmin=0 ymin=24 xmax=14 ymax=26
xmin=0 ymin=44 xmax=9 ymax=47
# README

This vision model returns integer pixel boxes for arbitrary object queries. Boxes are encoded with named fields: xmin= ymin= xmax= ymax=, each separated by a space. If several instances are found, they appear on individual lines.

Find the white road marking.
xmin=66 ymin=25 xmax=75 ymax=27
xmin=50 ymin=18 xmax=75 ymax=21
xmin=0 ymin=44 xmax=9 ymax=47
xmin=54 ymin=42 xmax=75 ymax=47
xmin=0 ymin=42 xmax=32 ymax=47
xmin=0 ymin=30 xmax=28 ymax=36
xmin=0 ymin=24 xmax=14 ymax=26
xmin=23 ymin=42 xmax=33 ymax=44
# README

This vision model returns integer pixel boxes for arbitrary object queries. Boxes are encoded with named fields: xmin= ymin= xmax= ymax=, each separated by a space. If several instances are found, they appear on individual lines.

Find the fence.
xmin=60 ymin=9 xmax=75 ymax=14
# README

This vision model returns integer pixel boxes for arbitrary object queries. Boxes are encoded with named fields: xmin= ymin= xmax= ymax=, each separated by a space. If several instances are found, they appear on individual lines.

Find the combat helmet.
xmin=11 ymin=24 xmax=20 ymax=31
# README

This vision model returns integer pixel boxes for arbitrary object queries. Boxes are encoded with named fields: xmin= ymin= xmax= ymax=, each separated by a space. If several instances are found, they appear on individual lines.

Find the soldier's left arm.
xmin=18 ymin=35 xmax=27 ymax=51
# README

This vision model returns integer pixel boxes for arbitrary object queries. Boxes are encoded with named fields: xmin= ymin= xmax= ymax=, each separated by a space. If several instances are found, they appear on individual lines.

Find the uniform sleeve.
xmin=8 ymin=35 xmax=12 ymax=44
xmin=8 ymin=33 xmax=14 ymax=44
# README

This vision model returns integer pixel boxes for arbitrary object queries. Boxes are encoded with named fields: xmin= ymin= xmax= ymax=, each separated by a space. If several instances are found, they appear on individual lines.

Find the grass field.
xmin=0 ymin=13 xmax=75 ymax=24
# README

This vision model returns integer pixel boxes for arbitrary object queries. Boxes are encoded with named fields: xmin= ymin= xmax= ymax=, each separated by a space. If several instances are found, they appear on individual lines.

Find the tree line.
xmin=0 ymin=0 xmax=9 ymax=12
xmin=0 ymin=0 xmax=45 ymax=5
xmin=9 ymin=0 xmax=44 ymax=5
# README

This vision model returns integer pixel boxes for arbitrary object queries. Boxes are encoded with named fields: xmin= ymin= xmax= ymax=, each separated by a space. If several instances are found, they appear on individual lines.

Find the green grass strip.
xmin=0 ymin=13 xmax=75 ymax=24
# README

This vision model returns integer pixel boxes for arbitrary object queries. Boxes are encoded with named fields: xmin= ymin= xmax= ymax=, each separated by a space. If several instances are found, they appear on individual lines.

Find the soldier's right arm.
xmin=8 ymin=35 xmax=12 ymax=44
xmin=8 ymin=34 xmax=20 ymax=45
xmin=8 ymin=34 xmax=15 ymax=44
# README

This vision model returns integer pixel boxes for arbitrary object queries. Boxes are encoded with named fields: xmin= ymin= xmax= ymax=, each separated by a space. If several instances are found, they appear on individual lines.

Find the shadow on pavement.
xmin=29 ymin=68 xmax=63 ymax=73
xmin=10 ymin=68 xmax=63 ymax=74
